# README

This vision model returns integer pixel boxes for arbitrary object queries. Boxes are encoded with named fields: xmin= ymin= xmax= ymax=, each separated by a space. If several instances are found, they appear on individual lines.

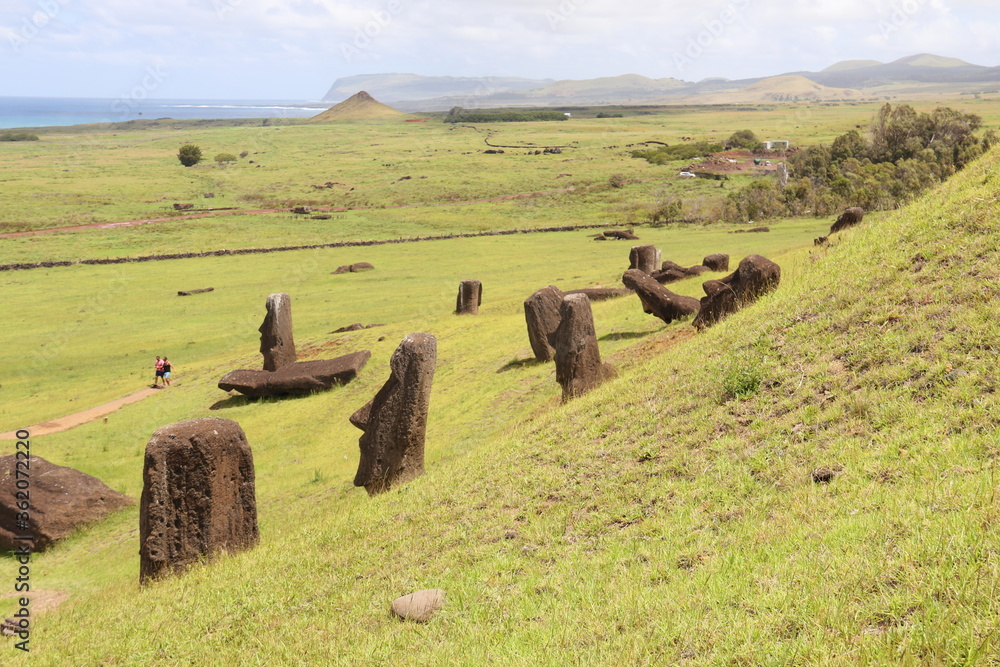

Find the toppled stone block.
xmin=692 ymin=254 xmax=781 ymax=330
xmin=702 ymin=253 xmax=730 ymax=272
xmin=218 ymin=351 xmax=371 ymax=398
xmin=621 ymin=269 xmax=701 ymax=324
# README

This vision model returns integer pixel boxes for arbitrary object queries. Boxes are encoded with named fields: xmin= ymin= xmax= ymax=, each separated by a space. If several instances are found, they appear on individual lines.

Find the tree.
xmin=727 ymin=129 xmax=763 ymax=151
xmin=214 ymin=152 xmax=237 ymax=164
xmin=178 ymin=144 xmax=202 ymax=167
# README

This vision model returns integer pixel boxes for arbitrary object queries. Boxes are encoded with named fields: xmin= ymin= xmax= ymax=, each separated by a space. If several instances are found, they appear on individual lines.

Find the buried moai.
xmin=628 ymin=244 xmax=662 ymax=275
xmin=524 ymin=285 xmax=564 ymax=362
xmin=139 ymin=418 xmax=258 ymax=584
xmin=621 ymin=269 xmax=701 ymax=324
xmin=554 ymin=294 xmax=616 ymax=401
xmin=692 ymin=254 xmax=781 ymax=330
xmin=259 ymin=292 xmax=296 ymax=371
xmin=351 ymin=333 xmax=437 ymax=496
xmin=830 ymin=207 xmax=865 ymax=234
xmin=455 ymin=280 xmax=482 ymax=315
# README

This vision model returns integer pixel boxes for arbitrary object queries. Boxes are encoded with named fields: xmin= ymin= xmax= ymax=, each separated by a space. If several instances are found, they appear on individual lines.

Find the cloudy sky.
xmin=1 ymin=0 xmax=997 ymax=100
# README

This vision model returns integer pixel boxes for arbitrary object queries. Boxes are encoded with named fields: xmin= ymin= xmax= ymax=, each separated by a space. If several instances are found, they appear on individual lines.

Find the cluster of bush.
xmin=724 ymin=104 xmax=995 ymax=222
xmin=177 ymin=145 xmax=240 ymax=167
xmin=630 ymin=140 xmax=725 ymax=164
xmin=0 ymin=132 xmax=40 ymax=142
xmin=443 ymin=108 xmax=568 ymax=123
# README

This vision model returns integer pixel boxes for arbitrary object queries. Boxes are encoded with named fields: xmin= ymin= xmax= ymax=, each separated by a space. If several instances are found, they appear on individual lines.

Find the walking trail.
xmin=0 ymin=387 xmax=160 ymax=440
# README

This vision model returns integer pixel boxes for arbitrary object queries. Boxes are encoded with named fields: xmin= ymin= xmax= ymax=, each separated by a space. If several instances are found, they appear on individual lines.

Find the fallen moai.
xmin=524 ymin=285 xmax=564 ymax=362
xmin=564 ymin=287 xmax=632 ymax=301
xmin=702 ymin=253 xmax=730 ymax=272
xmin=621 ymin=269 xmax=701 ymax=324
xmin=593 ymin=229 xmax=639 ymax=241
xmin=351 ymin=333 xmax=436 ymax=496
xmin=455 ymin=280 xmax=482 ymax=315
xmin=218 ymin=351 xmax=370 ymax=398
xmin=830 ymin=207 xmax=865 ymax=234
xmin=259 ymin=292 xmax=296 ymax=372
xmin=692 ymin=254 xmax=781 ymax=330
xmin=0 ymin=455 xmax=134 ymax=552
xmin=139 ymin=418 xmax=258 ymax=583
xmin=333 ymin=262 xmax=375 ymax=274
xmin=628 ymin=244 xmax=661 ymax=275
xmin=554 ymin=294 xmax=615 ymax=401
xmin=177 ymin=287 xmax=214 ymax=296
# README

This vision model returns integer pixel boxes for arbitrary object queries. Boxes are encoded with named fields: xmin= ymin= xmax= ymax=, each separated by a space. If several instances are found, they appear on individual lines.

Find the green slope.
xmin=7 ymin=146 xmax=1000 ymax=663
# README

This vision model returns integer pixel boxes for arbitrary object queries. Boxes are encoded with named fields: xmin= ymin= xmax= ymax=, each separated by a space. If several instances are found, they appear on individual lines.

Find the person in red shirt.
xmin=153 ymin=356 xmax=165 ymax=387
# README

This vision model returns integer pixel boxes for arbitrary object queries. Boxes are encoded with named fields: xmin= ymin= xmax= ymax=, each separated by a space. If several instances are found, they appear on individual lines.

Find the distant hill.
xmin=309 ymin=91 xmax=405 ymax=122
xmin=320 ymin=53 xmax=999 ymax=111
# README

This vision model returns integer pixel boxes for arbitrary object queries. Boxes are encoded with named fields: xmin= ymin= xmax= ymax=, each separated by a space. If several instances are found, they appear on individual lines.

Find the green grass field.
xmin=1 ymin=102 xmax=1000 ymax=664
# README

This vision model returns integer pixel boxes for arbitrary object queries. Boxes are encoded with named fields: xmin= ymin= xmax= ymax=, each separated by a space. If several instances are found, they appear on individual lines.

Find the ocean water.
xmin=0 ymin=97 xmax=331 ymax=129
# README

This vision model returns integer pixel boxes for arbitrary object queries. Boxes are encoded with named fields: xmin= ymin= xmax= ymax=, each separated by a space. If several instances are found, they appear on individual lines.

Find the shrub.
xmin=214 ymin=152 xmax=237 ymax=164
xmin=608 ymin=173 xmax=627 ymax=189
xmin=0 ymin=132 xmax=39 ymax=142
xmin=721 ymin=354 xmax=763 ymax=399
xmin=727 ymin=129 xmax=763 ymax=151
xmin=647 ymin=200 xmax=683 ymax=224
xmin=178 ymin=144 xmax=202 ymax=167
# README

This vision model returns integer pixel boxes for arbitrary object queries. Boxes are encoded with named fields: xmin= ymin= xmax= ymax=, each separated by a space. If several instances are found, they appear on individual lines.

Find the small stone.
xmin=811 ymin=468 xmax=836 ymax=484
xmin=391 ymin=589 xmax=445 ymax=623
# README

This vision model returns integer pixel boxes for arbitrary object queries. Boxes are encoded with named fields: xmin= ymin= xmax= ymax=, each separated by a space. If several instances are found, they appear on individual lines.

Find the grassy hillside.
xmin=3 ymin=144 xmax=1000 ymax=663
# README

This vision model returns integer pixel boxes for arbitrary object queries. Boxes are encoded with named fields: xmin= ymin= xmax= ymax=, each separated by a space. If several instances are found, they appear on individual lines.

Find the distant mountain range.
xmin=321 ymin=54 xmax=1000 ymax=111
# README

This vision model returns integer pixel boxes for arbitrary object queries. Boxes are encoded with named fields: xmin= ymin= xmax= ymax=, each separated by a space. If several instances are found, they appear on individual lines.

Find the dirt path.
xmin=0 ymin=387 xmax=161 ymax=440
xmin=0 ymin=179 xmax=662 ymax=240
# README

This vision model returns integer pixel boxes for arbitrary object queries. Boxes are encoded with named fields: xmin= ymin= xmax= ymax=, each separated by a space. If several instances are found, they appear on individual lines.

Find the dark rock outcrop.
xmin=702 ymin=254 xmax=729 ymax=272
xmin=692 ymin=254 xmax=781 ymax=330
xmin=524 ymin=285 xmax=564 ymax=362
xmin=628 ymin=245 xmax=661 ymax=275
xmin=351 ymin=334 xmax=436 ymax=496
xmin=0 ymin=456 xmax=134 ymax=552
xmin=621 ymin=269 xmax=701 ymax=324
xmin=455 ymin=280 xmax=482 ymax=315
xmin=218 ymin=351 xmax=371 ymax=397
xmin=333 ymin=262 xmax=375 ymax=274
xmin=554 ymin=294 xmax=615 ymax=401
xmin=259 ymin=292 xmax=296 ymax=372
xmin=139 ymin=418 xmax=258 ymax=583
xmin=830 ymin=207 xmax=865 ymax=234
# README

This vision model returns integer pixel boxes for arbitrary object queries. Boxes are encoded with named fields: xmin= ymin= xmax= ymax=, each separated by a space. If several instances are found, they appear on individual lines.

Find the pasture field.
xmin=0 ymin=102 xmax=999 ymax=664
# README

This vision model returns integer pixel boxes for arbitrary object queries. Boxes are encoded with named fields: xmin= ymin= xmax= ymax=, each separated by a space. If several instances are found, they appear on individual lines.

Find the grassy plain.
xmin=1 ymin=101 xmax=1000 ymax=663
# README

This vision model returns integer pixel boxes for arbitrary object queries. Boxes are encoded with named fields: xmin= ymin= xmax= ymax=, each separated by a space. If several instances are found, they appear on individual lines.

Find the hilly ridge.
xmin=12 ymin=138 xmax=1000 ymax=662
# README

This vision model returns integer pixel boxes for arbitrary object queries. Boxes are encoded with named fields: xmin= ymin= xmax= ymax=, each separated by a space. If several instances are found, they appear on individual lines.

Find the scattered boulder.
xmin=351 ymin=334 xmax=436 ymax=496
xmin=650 ymin=268 xmax=689 ymax=284
xmin=621 ymin=269 xmax=701 ymax=324
xmin=173 ymin=203 xmax=194 ymax=211
xmin=830 ymin=207 xmax=865 ymax=234
xmin=177 ymin=287 xmax=214 ymax=296
xmin=702 ymin=253 xmax=729 ymax=272
xmin=259 ymin=293 xmax=296 ymax=372
xmin=554 ymin=294 xmax=615 ymax=401
xmin=524 ymin=285 xmax=564 ymax=362
xmin=685 ymin=265 xmax=710 ymax=276
xmin=596 ymin=229 xmax=639 ymax=241
xmin=392 ymin=589 xmax=445 ymax=622
xmin=0 ymin=455 xmax=134 ymax=552
xmin=218 ymin=351 xmax=371 ymax=398
xmin=692 ymin=254 xmax=781 ymax=330
xmin=139 ymin=418 xmax=258 ymax=583
xmin=291 ymin=206 xmax=312 ymax=214
xmin=331 ymin=323 xmax=384 ymax=334
xmin=333 ymin=262 xmax=375 ymax=274
xmin=564 ymin=287 xmax=632 ymax=301
xmin=731 ymin=226 xmax=770 ymax=234
xmin=628 ymin=245 xmax=661 ymax=275
xmin=203 ymin=192 xmax=215 ymax=198
xmin=311 ymin=214 xmax=332 ymax=220
xmin=455 ymin=280 xmax=482 ymax=315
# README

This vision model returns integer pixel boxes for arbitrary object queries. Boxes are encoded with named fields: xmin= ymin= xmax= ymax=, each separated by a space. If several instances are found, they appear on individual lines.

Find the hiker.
xmin=153 ymin=356 xmax=164 ymax=387
xmin=162 ymin=357 xmax=173 ymax=386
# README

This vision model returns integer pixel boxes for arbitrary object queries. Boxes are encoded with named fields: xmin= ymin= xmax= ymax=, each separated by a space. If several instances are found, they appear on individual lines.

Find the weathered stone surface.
xmin=692 ymin=254 xmax=781 ymax=330
xmin=218 ymin=351 xmax=371 ymax=397
xmin=600 ymin=229 xmax=639 ymax=240
xmin=292 ymin=206 xmax=312 ymax=214
xmin=391 ymin=589 xmax=445 ymax=622
xmin=0 ymin=455 xmax=134 ymax=552
xmin=259 ymin=292 xmax=296 ymax=372
xmin=139 ymin=418 xmax=258 ymax=583
xmin=554 ymin=294 xmax=616 ymax=401
xmin=524 ymin=285 xmax=564 ymax=362
xmin=628 ymin=245 xmax=661 ymax=275
xmin=564 ymin=287 xmax=632 ymax=301
xmin=650 ymin=268 xmax=689 ymax=284
xmin=333 ymin=262 xmax=376 ymax=274
xmin=351 ymin=334 xmax=436 ymax=496
xmin=685 ymin=265 xmax=710 ymax=276
xmin=702 ymin=253 xmax=730 ymax=272
xmin=621 ymin=269 xmax=701 ymax=324
xmin=173 ymin=203 xmax=194 ymax=211
xmin=830 ymin=207 xmax=865 ymax=234
xmin=455 ymin=280 xmax=482 ymax=315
